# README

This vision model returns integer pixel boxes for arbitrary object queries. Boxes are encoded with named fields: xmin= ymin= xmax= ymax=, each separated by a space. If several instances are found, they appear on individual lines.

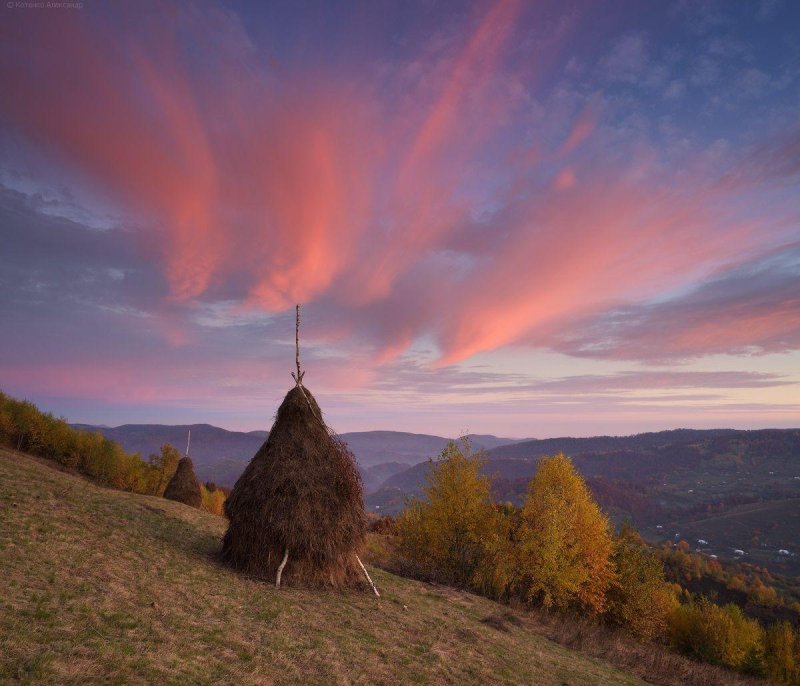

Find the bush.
xmin=605 ymin=525 xmax=678 ymax=640
xmin=763 ymin=622 xmax=800 ymax=685
xmin=0 ymin=388 xmax=170 ymax=497
xmin=514 ymin=453 xmax=614 ymax=614
xmin=395 ymin=437 xmax=511 ymax=594
xmin=668 ymin=598 xmax=764 ymax=670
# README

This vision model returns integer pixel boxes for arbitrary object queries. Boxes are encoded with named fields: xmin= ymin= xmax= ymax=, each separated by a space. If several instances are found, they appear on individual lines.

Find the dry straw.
xmin=222 ymin=305 xmax=375 ymax=591
xmin=163 ymin=455 xmax=202 ymax=508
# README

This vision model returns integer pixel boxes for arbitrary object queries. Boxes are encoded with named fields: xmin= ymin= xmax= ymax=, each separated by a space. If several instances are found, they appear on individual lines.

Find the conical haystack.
xmin=163 ymin=456 xmax=202 ymax=508
xmin=221 ymin=384 xmax=367 ymax=587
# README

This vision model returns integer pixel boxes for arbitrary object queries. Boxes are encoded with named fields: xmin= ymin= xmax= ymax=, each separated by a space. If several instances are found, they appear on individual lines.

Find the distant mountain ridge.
xmin=70 ymin=423 xmax=526 ymax=490
xmin=380 ymin=428 xmax=800 ymax=495
xmin=489 ymin=428 xmax=742 ymax=460
xmin=368 ymin=428 xmax=800 ymax=573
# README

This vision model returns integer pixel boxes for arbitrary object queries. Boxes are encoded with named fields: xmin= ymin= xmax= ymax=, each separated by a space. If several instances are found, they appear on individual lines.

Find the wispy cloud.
xmin=551 ymin=244 xmax=800 ymax=362
xmin=1 ymin=0 xmax=798 ymax=433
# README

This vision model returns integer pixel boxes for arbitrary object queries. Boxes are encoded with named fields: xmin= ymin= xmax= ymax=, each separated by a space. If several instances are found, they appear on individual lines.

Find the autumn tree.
xmin=605 ymin=523 xmax=678 ymax=640
xmin=201 ymin=484 xmax=226 ymax=516
xmin=0 ymin=389 xmax=175 ymax=496
xmin=669 ymin=598 xmax=764 ymax=670
xmin=763 ymin=622 xmax=799 ymax=685
xmin=748 ymin=577 xmax=781 ymax=607
xmin=7 ymin=399 xmax=48 ymax=454
xmin=514 ymin=453 xmax=614 ymax=614
xmin=0 ymin=408 xmax=13 ymax=447
xmin=147 ymin=443 xmax=181 ymax=496
xmin=396 ymin=438 xmax=511 ymax=594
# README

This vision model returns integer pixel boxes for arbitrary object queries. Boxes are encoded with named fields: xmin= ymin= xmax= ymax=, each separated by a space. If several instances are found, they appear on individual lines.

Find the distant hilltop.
xmin=70 ymin=423 xmax=529 ymax=490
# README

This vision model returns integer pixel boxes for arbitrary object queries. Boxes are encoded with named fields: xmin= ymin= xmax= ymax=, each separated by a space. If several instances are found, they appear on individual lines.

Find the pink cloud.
xmin=552 ymin=167 xmax=576 ymax=190
xmin=1 ymin=0 xmax=797 ymax=378
xmin=547 ymin=244 xmax=800 ymax=362
xmin=560 ymin=105 xmax=596 ymax=156
xmin=434 ymin=157 xmax=771 ymax=364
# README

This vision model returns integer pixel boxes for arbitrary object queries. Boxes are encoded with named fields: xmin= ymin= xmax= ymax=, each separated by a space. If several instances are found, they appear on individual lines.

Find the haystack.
xmin=221 ymin=306 xmax=374 ymax=591
xmin=163 ymin=456 xmax=202 ymax=508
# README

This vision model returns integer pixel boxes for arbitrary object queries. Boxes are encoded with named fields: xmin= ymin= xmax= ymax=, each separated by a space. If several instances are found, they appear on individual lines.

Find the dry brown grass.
xmin=0 ymin=447 xmax=645 ymax=685
xmin=362 ymin=535 xmax=768 ymax=686
xmin=520 ymin=608 xmax=766 ymax=686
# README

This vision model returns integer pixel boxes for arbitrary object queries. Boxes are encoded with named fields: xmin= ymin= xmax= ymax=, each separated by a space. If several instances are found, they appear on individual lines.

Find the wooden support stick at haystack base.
xmin=356 ymin=555 xmax=380 ymax=597
xmin=275 ymin=548 xmax=289 ymax=589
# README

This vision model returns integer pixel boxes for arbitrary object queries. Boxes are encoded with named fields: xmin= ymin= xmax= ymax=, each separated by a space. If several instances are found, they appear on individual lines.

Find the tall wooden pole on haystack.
xmin=296 ymin=304 xmax=301 ymax=380
xmin=185 ymin=429 xmax=191 ymax=458
xmin=277 ymin=305 xmax=303 ymax=589
xmin=291 ymin=304 xmax=305 ymax=388
xmin=274 ymin=304 xmax=380 ymax=597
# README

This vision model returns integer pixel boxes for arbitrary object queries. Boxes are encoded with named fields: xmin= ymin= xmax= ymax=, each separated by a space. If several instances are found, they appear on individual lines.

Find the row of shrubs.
xmin=0 ymin=391 xmax=226 ymax=514
xmin=380 ymin=438 xmax=800 ymax=685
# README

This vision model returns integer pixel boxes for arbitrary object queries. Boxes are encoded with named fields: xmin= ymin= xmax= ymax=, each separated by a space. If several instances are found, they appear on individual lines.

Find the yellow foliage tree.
xmin=605 ymin=524 xmax=678 ymax=640
xmin=201 ymin=485 xmax=226 ymax=516
xmin=0 ymin=389 xmax=168 ymax=496
xmin=515 ymin=453 xmax=614 ymax=614
xmin=669 ymin=599 xmax=764 ymax=670
xmin=395 ymin=438 xmax=512 ymax=595
xmin=147 ymin=444 xmax=181 ymax=496
xmin=763 ymin=622 xmax=799 ymax=685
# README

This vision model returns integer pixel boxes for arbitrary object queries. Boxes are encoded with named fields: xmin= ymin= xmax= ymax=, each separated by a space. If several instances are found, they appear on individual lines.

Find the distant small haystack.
xmin=163 ymin=456 xmax=202 ymax=508
xmin=221 ymin=306 xmax=371 ymax=590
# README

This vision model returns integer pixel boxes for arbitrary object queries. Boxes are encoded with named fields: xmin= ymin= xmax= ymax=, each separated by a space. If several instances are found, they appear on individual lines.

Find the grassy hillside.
xmin=0 ymin=448 xmax=645 ymax=686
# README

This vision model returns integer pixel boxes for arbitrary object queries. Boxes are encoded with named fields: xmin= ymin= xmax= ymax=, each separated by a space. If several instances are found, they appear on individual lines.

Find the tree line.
xmin=0 ymin=391 xmax=225 ymax=514
xmin=380 ymin=438 xmax=800 ymax=685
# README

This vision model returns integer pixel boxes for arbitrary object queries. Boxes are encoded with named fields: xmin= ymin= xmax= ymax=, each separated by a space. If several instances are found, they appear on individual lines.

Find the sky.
xmin=0 ymin=0 xmax=798 ymax=437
